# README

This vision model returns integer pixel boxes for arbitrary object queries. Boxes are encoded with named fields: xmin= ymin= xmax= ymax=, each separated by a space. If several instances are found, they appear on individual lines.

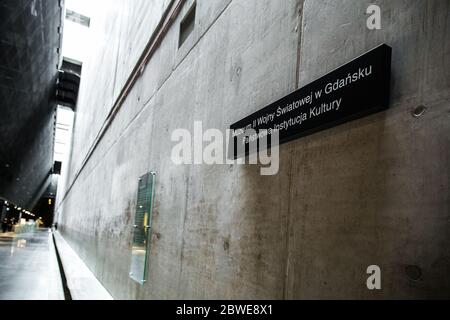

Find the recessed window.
xmin=179 ymin=2 xmax=196 ymax=48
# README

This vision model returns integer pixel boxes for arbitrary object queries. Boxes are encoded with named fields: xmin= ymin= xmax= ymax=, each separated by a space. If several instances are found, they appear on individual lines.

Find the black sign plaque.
xmin=230 ymin=44 xmax=391 ymax=159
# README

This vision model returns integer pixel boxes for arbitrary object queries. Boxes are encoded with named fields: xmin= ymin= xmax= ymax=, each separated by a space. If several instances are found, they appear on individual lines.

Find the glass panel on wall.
xmin=129 ymin=172 xmax=156 ymax=285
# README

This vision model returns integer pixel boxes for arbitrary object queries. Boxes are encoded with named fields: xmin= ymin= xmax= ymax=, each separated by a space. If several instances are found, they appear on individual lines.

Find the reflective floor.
xmin=0 ymin=229 xmax=64 ymax=300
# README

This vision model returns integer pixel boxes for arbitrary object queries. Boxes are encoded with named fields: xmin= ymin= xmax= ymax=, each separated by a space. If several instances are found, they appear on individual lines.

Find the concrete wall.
xmin=64 ymin=0 xmax=172 ymax=186
xmin=56 ymin=0 xmax=450 ymax=299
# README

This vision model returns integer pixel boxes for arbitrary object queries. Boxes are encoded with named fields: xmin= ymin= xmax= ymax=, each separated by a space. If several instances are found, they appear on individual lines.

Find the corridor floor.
xmin=0 ymin=229 xmax=64 ymax=300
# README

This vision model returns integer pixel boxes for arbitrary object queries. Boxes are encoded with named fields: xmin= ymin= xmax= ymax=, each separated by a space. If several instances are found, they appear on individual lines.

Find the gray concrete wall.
xmin=64 ymin=0 xmax=172 ymax=186
xmin=56 ymin=0 xmax=450 ymax=299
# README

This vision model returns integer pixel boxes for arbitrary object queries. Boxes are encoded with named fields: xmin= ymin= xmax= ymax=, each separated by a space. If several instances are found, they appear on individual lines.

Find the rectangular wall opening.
xmin=179 ymin=2 xmax=196 ymax=48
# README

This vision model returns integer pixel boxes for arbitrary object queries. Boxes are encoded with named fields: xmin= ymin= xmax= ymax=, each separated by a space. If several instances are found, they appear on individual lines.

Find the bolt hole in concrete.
xmin=223 ymin=239 xmax=230 ymax=251
xmin=405 ymin=265 xmax=422 ymax=281
xmin=412 ymin=105 xmax=427 ymax=118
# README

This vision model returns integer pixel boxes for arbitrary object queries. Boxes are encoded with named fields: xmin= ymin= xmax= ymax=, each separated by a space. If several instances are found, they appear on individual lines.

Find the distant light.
xmin=17 ymin=207 xmax=21 ymax=211
xmin=48 ymin=199 xmax=52 ymax=205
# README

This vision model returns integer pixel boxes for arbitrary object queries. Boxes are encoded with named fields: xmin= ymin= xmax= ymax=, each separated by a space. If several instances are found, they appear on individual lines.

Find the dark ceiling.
xmin=0 ymin=0 xmax=62 ymax=208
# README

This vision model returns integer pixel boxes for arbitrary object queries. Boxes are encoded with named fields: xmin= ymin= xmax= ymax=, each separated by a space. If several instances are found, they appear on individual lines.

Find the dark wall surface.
xmin=0 ymin=0 xmax=62 ymax=208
